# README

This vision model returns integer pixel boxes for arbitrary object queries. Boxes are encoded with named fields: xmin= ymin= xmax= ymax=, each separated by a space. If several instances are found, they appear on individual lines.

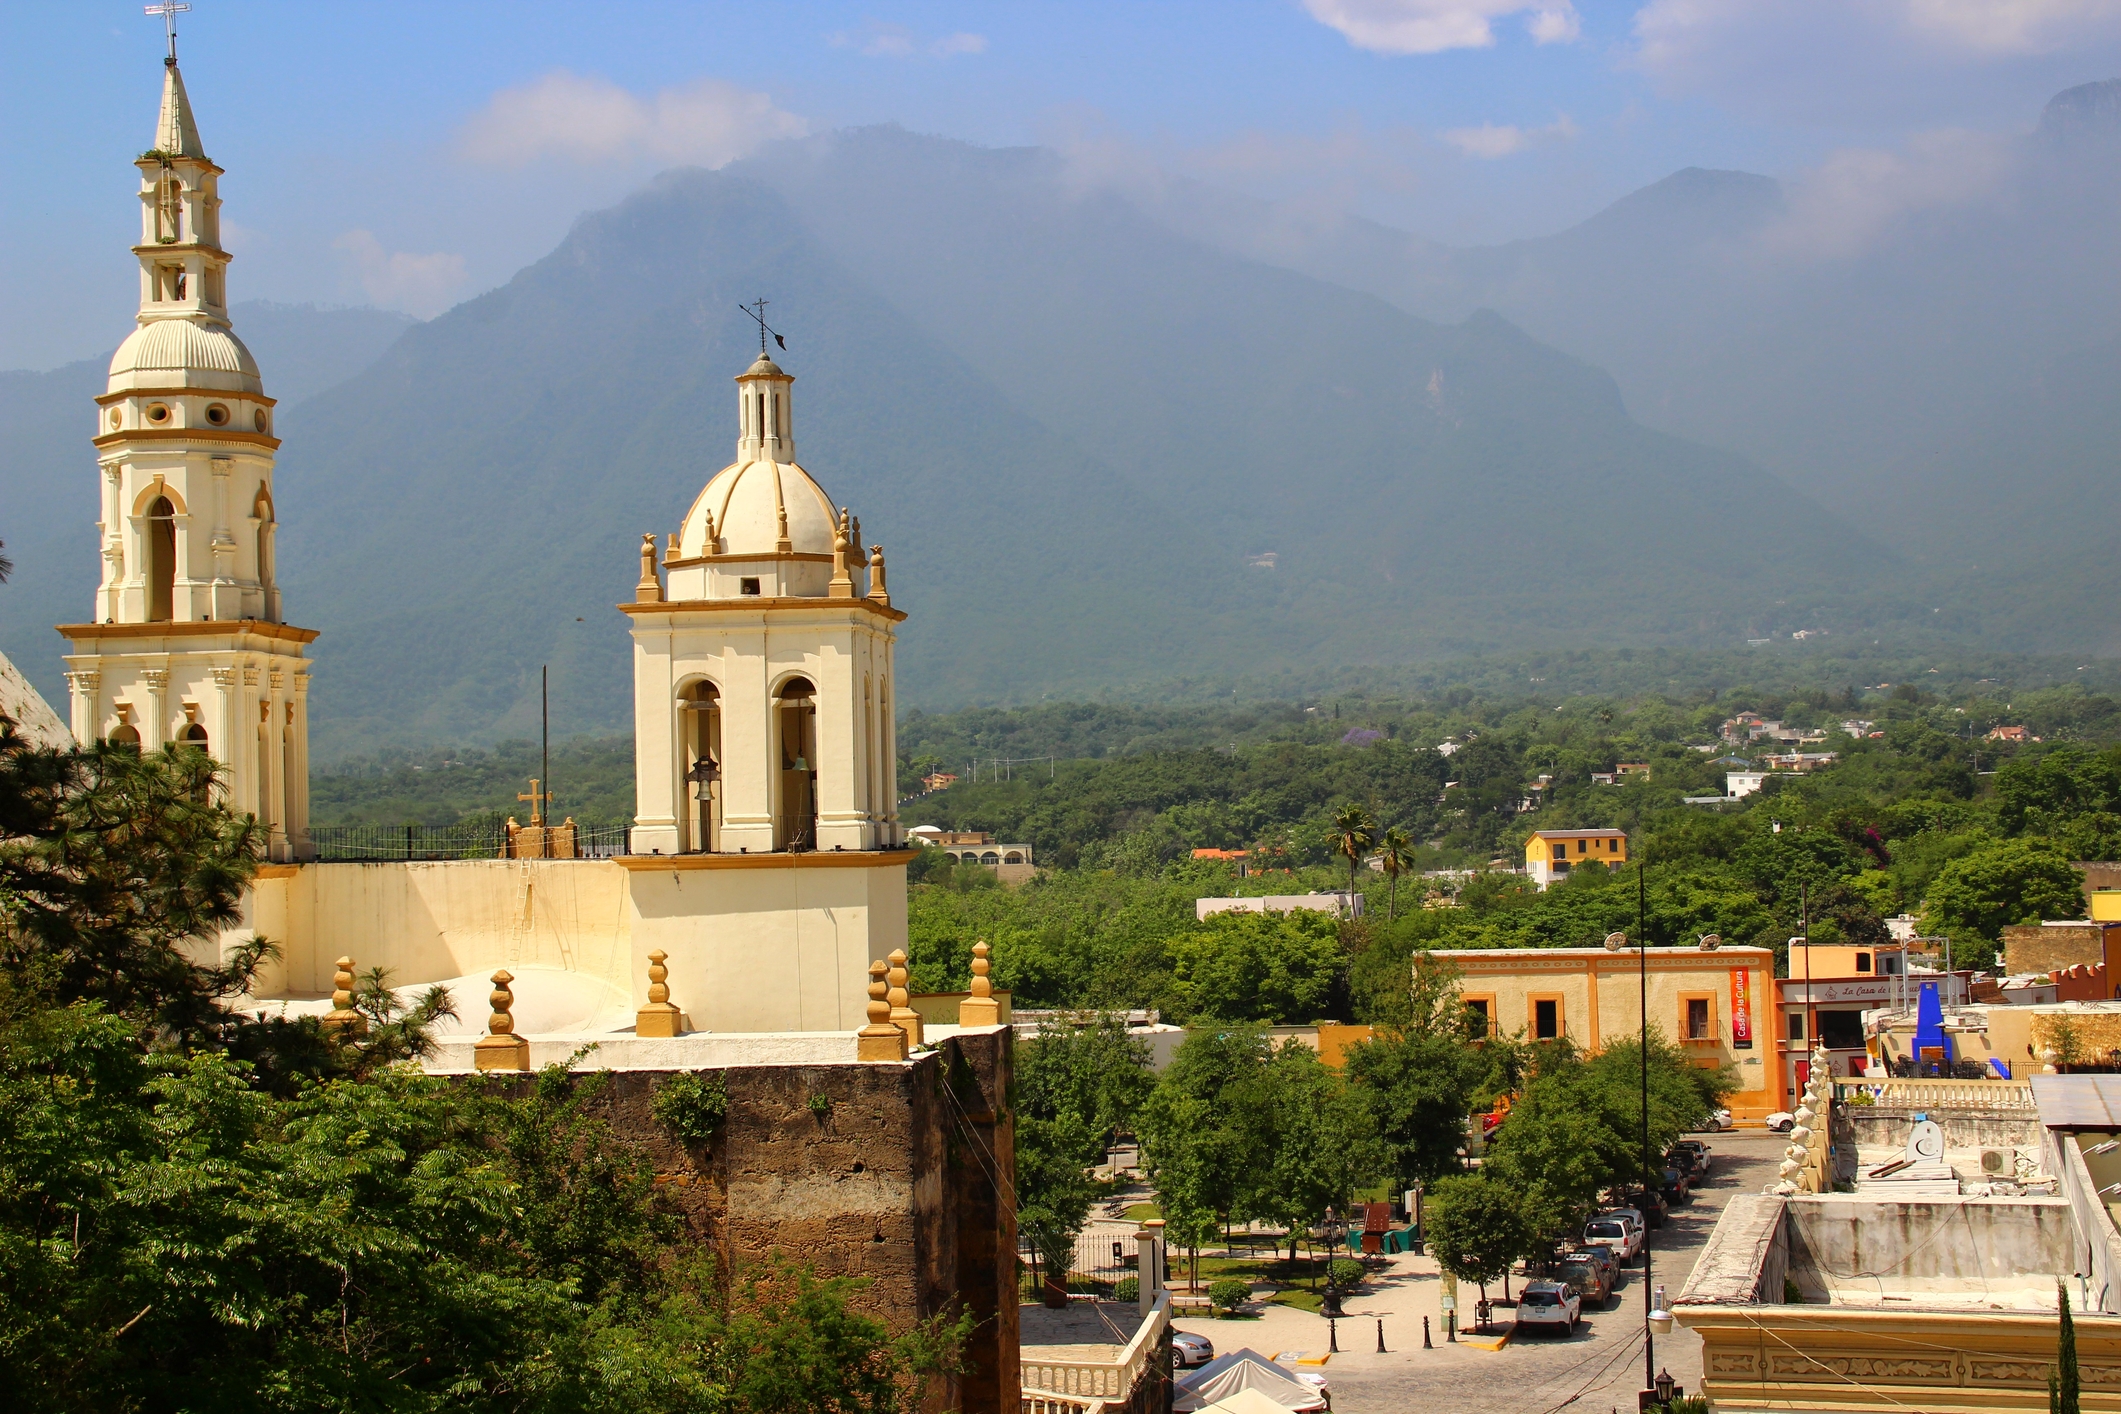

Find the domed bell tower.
xmin=625 ymin=349 xmax=903 ymax=856
xmin=56 ymin=52 xmax=316 ymax=861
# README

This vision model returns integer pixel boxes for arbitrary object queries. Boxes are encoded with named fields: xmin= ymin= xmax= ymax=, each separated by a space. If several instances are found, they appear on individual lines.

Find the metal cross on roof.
xmin=145 ymin=1 xmax=190 ymax=61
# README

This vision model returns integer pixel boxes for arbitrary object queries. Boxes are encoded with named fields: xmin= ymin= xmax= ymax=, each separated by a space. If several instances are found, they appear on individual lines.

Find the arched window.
xmin=108 ymin=723 xmax=141 ymax=749
xmin=145 ymin=496 xmax=176 ymax=621
xmin=157 ymin=175 xmax=183 ymax=242
xmin=180 ymin=722 xmax=209 ymax=750
xmin=679 ymin=680 xmax=721 ymax=853
xmin=775 ymin=677 xmax=817 ymax=851
xmin=981 ymin=852 xmax=1000 ymax=865
xmin=253 ymin=488 xmax=274 ymax=593
xmin=1005 ymin=852 xmax=1023 ymax=864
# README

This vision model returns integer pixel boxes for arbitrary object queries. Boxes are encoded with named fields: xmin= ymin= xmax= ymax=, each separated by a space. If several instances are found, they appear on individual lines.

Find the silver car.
xmin=1171 ymin=1329 xmax=1215 ymax=1369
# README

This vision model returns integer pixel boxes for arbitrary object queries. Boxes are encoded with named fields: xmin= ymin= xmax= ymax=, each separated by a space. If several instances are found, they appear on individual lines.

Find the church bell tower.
xmin=625 ymin=344 xmax=904 ymax=857
xmin=57 ymin=50 xmax=317 ymax=861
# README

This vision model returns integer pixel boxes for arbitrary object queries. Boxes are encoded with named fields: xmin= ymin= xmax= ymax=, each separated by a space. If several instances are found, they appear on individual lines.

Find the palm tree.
xmin=1329 ymin=803 xmax=1375 ymax=899
xmin=1376 ymin=826 xmax=1416 ymax=920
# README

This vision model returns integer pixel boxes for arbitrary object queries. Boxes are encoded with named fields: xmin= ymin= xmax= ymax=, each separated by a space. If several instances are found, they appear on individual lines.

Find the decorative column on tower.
xmin=55 ymin=43 xmax=317 ymax=860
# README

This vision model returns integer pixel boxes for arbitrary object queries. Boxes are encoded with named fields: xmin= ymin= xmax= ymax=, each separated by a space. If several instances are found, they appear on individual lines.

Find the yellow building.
xmin=1524 ymin=828 xmax=1628 ymax=887
xmin=1446 ymin=941 xmax=1779 ymax=1121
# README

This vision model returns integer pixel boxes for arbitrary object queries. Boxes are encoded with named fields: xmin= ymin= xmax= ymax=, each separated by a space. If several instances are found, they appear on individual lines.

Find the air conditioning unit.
xmin=1980 ymin=1149 xmax=2007 ymax=1174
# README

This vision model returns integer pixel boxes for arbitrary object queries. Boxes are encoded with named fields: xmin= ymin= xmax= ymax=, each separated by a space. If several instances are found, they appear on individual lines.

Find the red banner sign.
xmin=1730 ymin=968 xmax=1754 ymax=1049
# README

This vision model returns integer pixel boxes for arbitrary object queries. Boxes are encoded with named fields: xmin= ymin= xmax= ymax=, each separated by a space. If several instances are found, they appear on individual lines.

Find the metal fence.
xmin=310 ymin=821 xmax=635 ymax=861
xmin=310 ymin=822 xmax=510 ymax=861
xmin=1019 ymin=1229 xmax=1158 ymax=1302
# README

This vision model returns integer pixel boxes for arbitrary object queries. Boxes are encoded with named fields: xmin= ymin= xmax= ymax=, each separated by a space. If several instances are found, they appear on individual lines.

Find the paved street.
xmin=1167 ymin=1130 xmax=1786 ymax=1414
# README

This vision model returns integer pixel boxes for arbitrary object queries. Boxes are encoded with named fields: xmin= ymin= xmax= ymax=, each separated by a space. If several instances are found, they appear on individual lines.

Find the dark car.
xmin=1553 ymin=1254 xmax=1612 ymax=1307
xmin=1660 ymin=1166 xmax=1692 ymax=1205
xmin=1673 ymin=1140 xmax=1714 ymax=1177
xmin=1665 ymin=1147 xmax=1703 ymax=1180
xmin=1618 ymin=1186 xmax=1669 ymax=1228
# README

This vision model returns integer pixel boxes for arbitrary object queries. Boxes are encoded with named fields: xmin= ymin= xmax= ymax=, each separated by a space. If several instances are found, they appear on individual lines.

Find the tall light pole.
xmin=1639 ymin=855 xmax=1655 ymax=1398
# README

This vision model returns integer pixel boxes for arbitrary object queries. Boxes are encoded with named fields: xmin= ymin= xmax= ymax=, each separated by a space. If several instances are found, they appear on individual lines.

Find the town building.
xmin=909 ymin=829 xmax=1035 ymax=883
xmin=1442 ymin=940 xmax=1781 ymax=1121
xmin=1195 ymin=892 xmax=1361 ymax=921
xmin=57 ymin=58 xmax=315 ymax=861
xmin=1523 ymin=827 xmax=1628 ymax=887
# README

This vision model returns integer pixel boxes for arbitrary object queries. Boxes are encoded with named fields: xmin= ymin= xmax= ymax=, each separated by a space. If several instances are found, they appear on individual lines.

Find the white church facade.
xmin=57 ymin=55 xmax=917 ymax=1049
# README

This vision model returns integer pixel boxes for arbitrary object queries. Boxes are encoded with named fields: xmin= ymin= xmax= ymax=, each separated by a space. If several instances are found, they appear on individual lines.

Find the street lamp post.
xmin=1639 ymin=858 xmax=1655 ymax=1401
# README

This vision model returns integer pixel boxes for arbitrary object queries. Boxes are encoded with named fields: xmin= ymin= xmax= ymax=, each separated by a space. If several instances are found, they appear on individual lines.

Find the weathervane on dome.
xmin=145 ymin=0 xmax=190 ymax=62
xmin=738 ymin=297 xmax=787 ymax=354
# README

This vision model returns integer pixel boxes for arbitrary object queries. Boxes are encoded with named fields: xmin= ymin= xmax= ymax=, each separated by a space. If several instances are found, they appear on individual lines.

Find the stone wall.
xmin=1840 ymin=1103 xmax=2042 ymax=1151
xmin=2003 ymin=923 xmax=2114 ymax=976
xmin=473 ymin=1024 xmax=1018 ymax=1414
xmin=1783 ymin=1196 xmax=2072 ymax=1302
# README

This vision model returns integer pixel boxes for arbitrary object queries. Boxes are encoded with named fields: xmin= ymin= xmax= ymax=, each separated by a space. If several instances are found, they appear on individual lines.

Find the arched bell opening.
xmin=678 ymin=680 xmax=722 ymax=853
xmin=145 ymin=495 xmax=176 ymax=622
xmin=775 ymin=676 xmax=817 ymax=852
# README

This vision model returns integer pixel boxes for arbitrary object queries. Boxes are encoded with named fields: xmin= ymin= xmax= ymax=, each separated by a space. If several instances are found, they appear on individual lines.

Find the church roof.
xmin=153 ymin=60 xmax=206 ymax=160
xmin=686 ymin=456 xmax=838 ymax=558
xmin=736 ymin=352 xmax=789 ymax=380
xmin=109 ymin=318 xmax=262 ymax=394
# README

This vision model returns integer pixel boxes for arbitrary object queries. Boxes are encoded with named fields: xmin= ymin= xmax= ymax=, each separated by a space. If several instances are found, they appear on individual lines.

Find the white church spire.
xmin=59 ymin=44 xmax=318 ymax=861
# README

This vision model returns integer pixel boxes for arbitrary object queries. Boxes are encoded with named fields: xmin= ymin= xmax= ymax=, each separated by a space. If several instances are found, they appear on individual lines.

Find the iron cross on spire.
xmin=738 ymin=297 xmax=787 ymax=353
xmin=145 ymin=1 xmax=190 ymax=62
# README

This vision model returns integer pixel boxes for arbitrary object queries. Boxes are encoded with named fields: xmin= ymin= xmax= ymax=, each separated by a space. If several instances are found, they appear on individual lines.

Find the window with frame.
xmin=1534 ymin=998 xmax=1560 ymax=1040
xmin=1788 ymin=1011 xmax=1806 ymax=1041
xmin=1686 ymin=997 xmax=1711 ymax=1040
xmin=1464 ymin=997 xmax=1491 ymax=1039
xmin=1855 ymin=952 xmax=1871 ymax=973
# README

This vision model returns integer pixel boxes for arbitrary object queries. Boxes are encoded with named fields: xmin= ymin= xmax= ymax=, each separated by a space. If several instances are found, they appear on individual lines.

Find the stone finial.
xmin=636 ymin=948 xmax=684 ymax=1038
xmin=887 ymin=948 xmax=923 ymax=1048
xmin=703 ymin=509 xmax=718 ymax=554
xmin=829 ymin=507 xmax=855 ymax=598
xmin=959 ymin=939 xmax=999 ymax=1027
xmin=858 ymin=958 xmax=909 ymax=1061
xmin=475 ymin=968 xmax=530 ymax=1071
xmin=663 ymin=531 xmax=680 ymax=566
xmin=867 ymin=545 xmax=890 ymax=606
xmin=322 ymin=954 xmax=367 ymax=1036
xmin=774 ymin=503 xmax=792 ymax=555
xmin=635 ymin=533 xmax=662 ymax=603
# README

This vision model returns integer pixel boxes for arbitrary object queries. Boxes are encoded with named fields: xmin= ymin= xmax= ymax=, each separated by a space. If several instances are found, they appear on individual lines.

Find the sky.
xmin=5 ymin=0 xmax=2119 ymax=370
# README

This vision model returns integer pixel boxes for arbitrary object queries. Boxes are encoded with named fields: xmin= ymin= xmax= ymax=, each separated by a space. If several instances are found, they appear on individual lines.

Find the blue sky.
xmin=6 ymin=0 xmax=2118 ymax=368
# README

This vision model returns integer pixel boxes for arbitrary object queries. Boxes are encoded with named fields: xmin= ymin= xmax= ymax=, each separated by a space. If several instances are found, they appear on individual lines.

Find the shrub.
xmin=1328 ymin=1257 xmax=1365 ymax=1291
xmin=1208 ymin=1277 xmax=1251 ymax=1314
xmin=1113 ymin=1276 xmax=1139 ymax=1303
xmin=651 ymin=1070 xmax=728 ymax=1146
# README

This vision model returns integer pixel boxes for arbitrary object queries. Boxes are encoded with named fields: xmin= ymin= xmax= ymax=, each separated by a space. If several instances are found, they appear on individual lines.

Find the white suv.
xmin=1515 ymin=1280 xmax=1581 ymax=1335
xmin=1583 ymin=1213 xmax=1643 ymax=1263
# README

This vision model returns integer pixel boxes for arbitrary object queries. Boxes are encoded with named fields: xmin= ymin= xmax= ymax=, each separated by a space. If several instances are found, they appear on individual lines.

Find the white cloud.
xmin=1302 ymin=0 xmax=1581 ymax=54
xmin=458 ymin=71 xmax=806 ymax=168
xmin=332 ymin=230 xmax=469 ymax=317
xmin=1636 ymin=0 xmax=2121 ymax=82
xmin=827 ymin=21 xmax=989 ymax=58
xmin=1442 ymin=114 xmax=1579 ymax=158
xmin=1765 ymin=128 xmax=2014 ymax=257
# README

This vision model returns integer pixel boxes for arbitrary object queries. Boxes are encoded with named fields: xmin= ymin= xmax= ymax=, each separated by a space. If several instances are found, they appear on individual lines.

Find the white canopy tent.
xmin=1173 ymin=1349 xmax=1327 ymax=1413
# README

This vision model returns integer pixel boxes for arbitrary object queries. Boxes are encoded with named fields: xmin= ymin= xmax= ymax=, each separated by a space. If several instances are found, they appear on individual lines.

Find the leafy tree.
xmin=1922 ymin=840 xmax=2085 ymax=944
xmin=1329 ymin=802 xmax=1375 ymax=897
xmin=1165 ymin=910 xmax=1342 ymax=1022
xmin=1375 ymin=825 xmax=1416 ymax=920
xmin=1344 ymin=954 xmax=1488 ymax=1190
xmin=1138 ymin=1025 xmax=1278 ymax=1243
xmin=1247 ymin=1041 xmax=1385 ymax=1262
xmin=1013 ymin=1018 xmax=1153 ymax=1289
xmin=1425 ymin=1172 xmax=1534 ymax=1294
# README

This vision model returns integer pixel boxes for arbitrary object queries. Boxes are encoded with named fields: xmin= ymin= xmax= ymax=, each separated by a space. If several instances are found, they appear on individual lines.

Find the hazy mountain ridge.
xmin=1133 ymin=81 xmax=2121 ymax=648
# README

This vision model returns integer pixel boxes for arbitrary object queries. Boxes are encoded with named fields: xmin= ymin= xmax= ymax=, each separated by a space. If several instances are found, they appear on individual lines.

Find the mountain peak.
xmin=2037 ymin=79 xmax=2121 ymax=145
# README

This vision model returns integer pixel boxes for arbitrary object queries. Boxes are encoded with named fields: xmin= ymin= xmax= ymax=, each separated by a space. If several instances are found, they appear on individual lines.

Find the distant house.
xmin=1196 ymin=893 xmax=1362 ymax=921
xmin=1191 ymin=848 xmax=1247 ymax=861
xmin=1987 ymin=725 xmax=2034 ymax=742
xmin=1524 ymin=828 xmax=1628 ymax=887
xmin=1590 ymin=771 xmax=1617 ymax=786
xmin=913 ymin=829 xmax=1036 ymax=882
xmin=1727 ymin=771 xmax=1767 ymax=798
xmin=919 ymin=771 xmax=959 ymax=792
xmin=1617 ymin=762 xmax=1651 ymax=779
xmin=1758 ymin=752 xmax=1838 ymax=772
xmin=1840 ymin=719 xmax=1876 ymax=738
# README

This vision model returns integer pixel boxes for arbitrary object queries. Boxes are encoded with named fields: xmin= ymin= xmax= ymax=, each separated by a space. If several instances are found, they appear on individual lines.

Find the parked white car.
xmin=1767 ymin=1111 xmax=1795 ymax=1133
xmin=1583 ymin=1213 xmax=1643 ymax=1263
xmin=1696 ymin=1108 xmax=1733 ymax=1132
xmin=1514 ymin=1279 xmax=1581 ymax=1335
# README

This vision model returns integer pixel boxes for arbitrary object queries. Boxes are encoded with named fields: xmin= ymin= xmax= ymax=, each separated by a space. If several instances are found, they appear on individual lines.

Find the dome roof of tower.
xmin=108 ymin=318 xmax=262 ymax=393
xmin=737 ymin=352 xmax=788 ymax=380
xmin=683 ymin=457 xmax=839 ymax=558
